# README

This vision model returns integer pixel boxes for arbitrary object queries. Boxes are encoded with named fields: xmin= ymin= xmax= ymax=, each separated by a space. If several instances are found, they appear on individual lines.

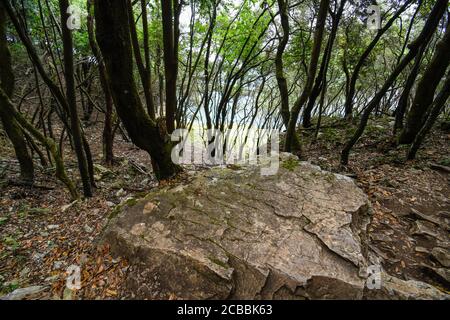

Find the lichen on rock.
xmin=103 ymin=154 xmax=447 ymax=299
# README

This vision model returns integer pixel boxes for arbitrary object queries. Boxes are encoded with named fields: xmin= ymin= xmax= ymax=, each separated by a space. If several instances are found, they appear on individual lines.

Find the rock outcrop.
xmin=103 ymin=154 xmax=447 ymax=299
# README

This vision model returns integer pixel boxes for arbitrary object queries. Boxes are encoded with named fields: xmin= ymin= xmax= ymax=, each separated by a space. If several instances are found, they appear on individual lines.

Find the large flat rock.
xmin=104 ymin=154 xmax=376 ymax=299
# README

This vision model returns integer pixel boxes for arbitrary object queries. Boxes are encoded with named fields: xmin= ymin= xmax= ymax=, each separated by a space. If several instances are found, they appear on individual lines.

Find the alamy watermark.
xmin=66 ymin=5 xmax=84 ymax=31
xmin=65 ymin=2 xmax=382 ymax=31
xmin=66 ymin=264 xmax=81 ymax=290
xmin=170 ymin=128 xmax=280 ymax=176
xmin=366 ymin=264 xmax=382 ymax=289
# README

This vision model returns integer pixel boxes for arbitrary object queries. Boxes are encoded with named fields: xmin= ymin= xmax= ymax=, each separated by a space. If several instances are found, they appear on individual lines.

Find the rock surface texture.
xmin=104 ymin=154 xmax=448 ymax=299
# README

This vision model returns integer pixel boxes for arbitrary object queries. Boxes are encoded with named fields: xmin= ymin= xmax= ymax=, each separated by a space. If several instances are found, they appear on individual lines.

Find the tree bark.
xmin=407 ymin=72 xmax=450 ymax=159
xmin=94 ymin=0 xmax=181 ymax=180
xmin=86 ymin=0 xmax=114 ymax=165
xmin=399 ymin=24 xmax=450 ymax=144
xmin=302 ymin=0 xmax=346 ymax=128
xmin=343 ymin=0 xmax=413 ymax=119
xmin=284 ymin=0 xmax=329 ymax=153
xmin=59 ymin=0 xmax=92 ymax=197
xmin=161 ymin=0 xmax=178 ymax=133
xmin=0 ymin=2 xmax=34 ymax=183
xmin=341 ymin=0 xmax=448 ymax=165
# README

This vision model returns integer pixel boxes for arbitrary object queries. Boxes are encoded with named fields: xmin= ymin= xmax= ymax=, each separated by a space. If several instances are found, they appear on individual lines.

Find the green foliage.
xmin=3 ymin=235 xmax=20 ymax=250
xmin=0 ymin=216 xmax=9 ymax=225
xmin=281 ymin=157 xmax=299 ymax=171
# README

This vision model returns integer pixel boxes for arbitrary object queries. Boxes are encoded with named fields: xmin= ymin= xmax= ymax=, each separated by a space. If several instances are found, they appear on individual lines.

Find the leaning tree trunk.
xmin=302 ymin=0 xmax=346 ymax=128
xmin=399 ymin=24 xmax=450 ymax=144
xmin=0 ymin=2 xmax=34 ymax=183
xmin=0 ymin=87 xmax=78 ymax=199
xmin=340 ymin=0 xmax=448 ymax=165
xmin=407 ymin=72 xmax=450 ymax=159
xmin=393 ymin=44 xmax=426 ymax=133
xmin=94 ymin=0 xmax=181 ymax=180
xmin=343 ymin=0 xmax=413 ymax=120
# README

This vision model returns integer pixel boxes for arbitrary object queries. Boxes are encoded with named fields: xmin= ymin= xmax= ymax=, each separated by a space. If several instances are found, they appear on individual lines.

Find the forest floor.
xmin=0 ymin=115 xmax=449 ymax=299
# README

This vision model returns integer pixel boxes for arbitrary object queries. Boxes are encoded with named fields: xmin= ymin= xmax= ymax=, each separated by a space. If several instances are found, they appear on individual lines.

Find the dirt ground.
xmin=0 ymin=115 xmax=449 ymax=299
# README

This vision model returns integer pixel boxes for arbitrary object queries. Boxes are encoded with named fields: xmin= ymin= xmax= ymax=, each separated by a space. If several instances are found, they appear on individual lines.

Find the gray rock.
xmin=431 ymin=247 xmax=450 ymax=267
xmin=415 ymin=247 xmax=430 ymax=254
xmin=104 ymin=158 xmax=449 ymax=300
xmin=83 ymin=224 xmax=94 ymax=233
xmin=365 ymin=272 xmax=448 ymax=300
xmin=422 ymin=265 xmax=450 ymax=286
xmin=410 ymin=220 xmax=444 ymax=241
xmin=409 ymin=208 xmax=442 ymax=226
xmin=0 ymin=286 xmax=47 ymax=300
xmin=104 ymin=158 xmax=372 ymax=299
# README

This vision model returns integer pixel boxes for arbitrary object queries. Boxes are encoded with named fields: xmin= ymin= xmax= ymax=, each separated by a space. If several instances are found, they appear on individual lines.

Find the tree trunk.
xmin=94 ymin=0 xmax=181 ymax=180
xmin=393 ymin=44 xmax=426 ymax=133
xmin=86 ymin=0 xmax=114 ymax=165
xmin=59 ymin=0 xmax=92 ymax=197
xmin=161 ymin=0 xmax=178 ymax=133
xmin=302 ymin=0 xmax=346 ymax=128
xmin=0 ymin=86 xmax=78 ymax=199
xmin=399 ymin=24 xmax=450 ymax=144
xmin=275 ymin=0 xmax=291 ymax=129
xmin=341 ymin=0 xmax=448 ymax=165
xmin=284 ymin=0 xmax=329 ymax=153
xmin=127 ymin=0 xmax=156 ymax=120
xmin=343 ymin=0 xmax=413 ymax=119
xmin=275 ymin=0 xmax=301 ymax=150
xmin=0 ymin=2 xmax=34 ymax=183
xmin=407 ymin=72 xmax=450 ymax=159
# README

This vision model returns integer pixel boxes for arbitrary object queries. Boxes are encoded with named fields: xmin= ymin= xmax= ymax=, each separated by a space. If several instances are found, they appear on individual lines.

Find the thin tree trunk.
xmin=393 ymin=44 xmax=426 ymax=133
xmin=341 ymin=0 xmax=448 ymax=165
xmin=128 ymin=0 xmax=156 ymax=120
xmin=302 ymin=0 xmax=346 ymax=128
xmin=407 ymin=72 xmax=450 ymax=159
xmin=86 ymin=0 xmax=114 ymax=165
xmin=94 ymin=0 xmax=181 ymax=180
xmin=161 ymin=0 xmax=178 ymax=133
xmin=284 ymin=0 xmax=329 ymax=153
xmin=343 ymin=0 xmax=413 ymax=119
xmin=275 ymin=0 xmax=301 ymax=150
xmin=0 ymin=2 xmax=34 ymax=183
xmin=399 ymin=23 xmax=450 ymax=144
xmin=0 ymin=86 xmax=78 ymax=199
xmin=59 ymin=0 xmax=92 ymax=197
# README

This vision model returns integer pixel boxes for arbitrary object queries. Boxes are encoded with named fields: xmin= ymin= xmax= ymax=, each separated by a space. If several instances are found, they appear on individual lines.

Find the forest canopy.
xmin=1 ymin=0 xmax=449 ymax=199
